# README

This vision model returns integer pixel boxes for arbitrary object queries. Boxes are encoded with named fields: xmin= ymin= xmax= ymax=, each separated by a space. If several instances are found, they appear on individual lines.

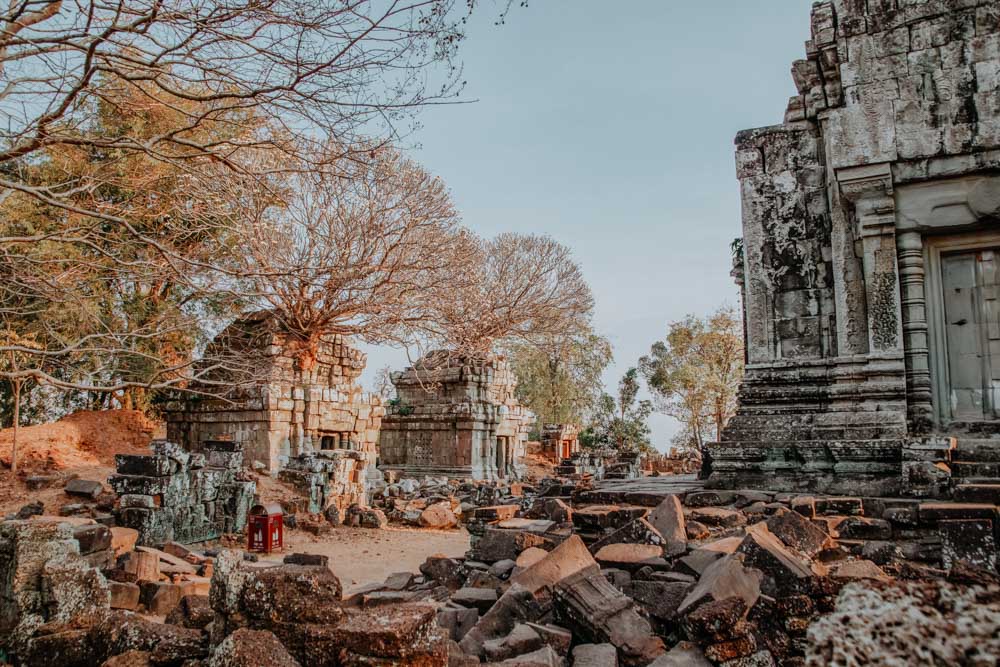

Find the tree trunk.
xmin=11 ymin=378 xmax=20 ymax=476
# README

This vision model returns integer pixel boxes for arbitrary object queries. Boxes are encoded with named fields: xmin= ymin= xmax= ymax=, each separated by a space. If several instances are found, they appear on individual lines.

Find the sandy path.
xmin=260 ymin=525 xmax=471 ymax=593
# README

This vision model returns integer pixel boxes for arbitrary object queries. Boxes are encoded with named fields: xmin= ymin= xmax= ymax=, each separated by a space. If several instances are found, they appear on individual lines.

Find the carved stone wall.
xmin=378 ymin=352 xmax=534 ymax=480
xmin=711 ymin=0 xmax=1000 ymax=494
xmin=164 ymin=313 xmax=384 ymax=473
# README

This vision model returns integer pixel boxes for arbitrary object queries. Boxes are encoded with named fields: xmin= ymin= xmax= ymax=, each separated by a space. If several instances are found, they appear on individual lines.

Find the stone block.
xmin=110 ymin=581 xmax=141 ymax=610
xmin=940 ymin=519 xmax=997 ymax=570
xmin=64 ymin=478 xmax=104 ymax=499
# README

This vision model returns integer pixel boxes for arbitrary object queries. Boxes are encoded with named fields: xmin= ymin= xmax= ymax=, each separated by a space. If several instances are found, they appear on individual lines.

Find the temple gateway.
xmin=711 ymin=0 xmax=1000 ymax=496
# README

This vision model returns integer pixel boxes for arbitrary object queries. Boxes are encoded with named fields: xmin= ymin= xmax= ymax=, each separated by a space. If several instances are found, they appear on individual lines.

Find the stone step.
xmin=918 ymin=502 xmax=1000 ymax=523
xmin=952 ymin=439 xmax=1000 ymax=462
xmin=953 ymin=484 xmax=1000 ymax=504
xmin=949 ymin=461 xmax=1000 ymax=478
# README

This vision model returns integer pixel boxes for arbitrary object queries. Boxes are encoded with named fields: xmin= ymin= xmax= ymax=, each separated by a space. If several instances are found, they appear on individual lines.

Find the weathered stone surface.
xmin=452 ymin=587 xmax=499 ymax=615
xmin=165 ymin=594 xmax=213 ymax=629
xmin=109 ymin=582 xmax=140 ymax=611
xmin=691 ymin=507 xmax=747 ymax=528
xmin=805 ymin=580 xmax=1000 ymax=666
xmin=331 ymin=603 xmax=447 ymax=665
xmin=646 ymin=494 xmax=687 ymax=556
xmin=482 ymin=623 xmax=542 ymax=662
xmin=647 ymin=641 xmax=712 ymax=667
xmin=629 ymin=580 xmax=691 ymax=622
xmin=552 ymin=569 xmax=665 ymax=666
xmin=678 ymin=554 xmax=762 ymax=616
xmin=737 ymin=524 xmax=825 ymax=596
xmin=765 ymin=510 xmax=830 ymax=557
xmin=940 ymin=519 xmax=998 ymax=570
xmin=572 ymin=643 xmax=618 ymax=667
xmin=419 ymin=502 xmax=459 ymax=529
xmin=470 ymin=528 xmax=551 ymax=563
xmin=65 ymin=478 xmax=104 ymax=499
xmin=209 ymin=628 xmax=301 ymax=667
xmin=594 ymin=543 xmax=665 ymax=571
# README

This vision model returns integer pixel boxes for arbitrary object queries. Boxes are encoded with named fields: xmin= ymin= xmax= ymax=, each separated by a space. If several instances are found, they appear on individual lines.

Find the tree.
xmin=371 ymin=366 xmax=397 ymax=403
xmin=217 ymin=145 xmax=473 ymax=358
xmin=434 ymin=233 xmax=595 ymax=358
xmin=0 ymin=0 xmax=515 ymax=407
xmin=507 ymin=327 xmax=613 ymax=434
xmin=583 ymin=368 xmax=654 ymax=454
xmin=638 ymin=306 xmax=744 ymax=451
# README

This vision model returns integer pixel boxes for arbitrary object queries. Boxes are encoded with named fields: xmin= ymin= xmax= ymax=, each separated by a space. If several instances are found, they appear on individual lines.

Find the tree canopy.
xmin=638 ymin=306 xmax=744 ymax=452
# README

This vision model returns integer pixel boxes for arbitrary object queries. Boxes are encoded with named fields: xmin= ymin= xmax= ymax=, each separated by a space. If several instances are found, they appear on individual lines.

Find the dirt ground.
xmin=260 ymin=526 xmax=471 ymax=593
xmin=0 ymin=410 xmax=159 ymax=515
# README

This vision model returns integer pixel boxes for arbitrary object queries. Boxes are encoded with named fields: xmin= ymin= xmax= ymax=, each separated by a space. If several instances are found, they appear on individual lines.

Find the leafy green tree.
xmin=639 ymin=305 xmax=744 ymax=451
xmin=507 ymin=328 xmax=613 ymax=436
xmin=582 ymin=368 xmax=654 ymax=454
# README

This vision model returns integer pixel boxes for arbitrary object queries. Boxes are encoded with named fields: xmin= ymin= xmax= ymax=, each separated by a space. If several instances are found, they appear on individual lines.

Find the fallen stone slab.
xmin=510 ymin=535 xmax=600 ymax=604
xmin=110 ymin=528 xmax=139 ymax=558
xmin=647 ymin=641 xmax=712 ymax=666
xmin=572 ymin=643 xmax=618 ymax=667
xmin=629 ymin=580 xmax=692 ymax=622
xmin=765 ymin=509 xmax=831 ymax=557
xmin=493 ymin=645 xmax=561 ymax=666
xmin=682 ymin=597 xmax=751 ymax=643
xmin=514 ymin=548 xmax=549 ymax=569
xmin=209 ymin=628 xmax=301 ymax=667
xmin=552 ymin=569 xmax=665 ymax=666
xmin=110 ymin=582 xmax=140 ymax=611
xmin=73 ymin=523 xmax=112 ymax=555
xmin=836 ymin=517 xmax=892 ymax=541
xmin=737 ymin=523 xmax=826 ymax=595
xmin=474 ymin=505 xmax=520 ymax=522
xmin=646 ymin=494 xmax=687 ymax=556
xmin=470 ymin=528 xmax=552 ymax=563
xmin=690 ymin=507 xmax=747 ymax=528
xmin=483 ymin=623 xmax=543 ymax=662
xmin=829 ymin=560 xmax=891 ymax=582
xmin=940 ymin=519 xmax=998 ymax=570
xmin=677 ymin=554 xmax=762 ymax=616
xmin=420 ymin=502 xmax=459 ymax=529
xmin=25 ymin=475 xmax=60 ymax=491
xmin=459 ymin=584 xmax=545 ymax=658
xmin=594 ymin=543 xmax=666 ymax=571
xmin=524 ymin=623 xmax=572 ymax=657
xmin=166 ymin=594 xmax=214 ymax=630
xmin=438 ymin=604 xmax=479 ymax=642
xmin=453 ymin=587 xmax=500 ymax=615
xmin=330 ymin=603 xmax=447 ymax=665
xmin=684 ymin=491 xmax=735 ymax=507
xmin=420 ymin=555 xmax=467 ymax=590
xmin=676 ymin=549 xmax=726 ymax=578
xmin=90 ymin=610 xmax=207 ymax=665
xmin=65 ymin=478 xmax=105 ymax=500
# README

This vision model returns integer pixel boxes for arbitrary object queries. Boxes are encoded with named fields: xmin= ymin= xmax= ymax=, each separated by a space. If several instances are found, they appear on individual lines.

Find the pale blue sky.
xmin=362 ymin=1 xmax=816 ymax=449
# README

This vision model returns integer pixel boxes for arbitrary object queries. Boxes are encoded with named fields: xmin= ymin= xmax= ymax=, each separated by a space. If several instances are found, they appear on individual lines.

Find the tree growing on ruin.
xmin=434 ymin=233 xmax=596 ymax=359
xmin=0 ymin=0 xmax=517 ymax=411
xmin=212 ymin=146 xmax=473 ymax=359
xmin=638 ymin=306 xmax=744 ymax=451
xmin=507 ymin=327 xmax=613 ymax=435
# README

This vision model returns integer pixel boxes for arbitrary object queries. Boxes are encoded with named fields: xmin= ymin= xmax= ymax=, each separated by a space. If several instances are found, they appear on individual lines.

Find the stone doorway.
xmin=941 ymin=248 xmax=1000 ymax=420
xmin=927 ymin=233 xmax=1000 ymax=426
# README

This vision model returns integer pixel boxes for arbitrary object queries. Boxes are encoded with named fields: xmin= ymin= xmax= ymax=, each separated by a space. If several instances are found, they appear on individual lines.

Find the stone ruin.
xmin=540 ymin=424 xmax=580 ymax=463
xmin=277 ymin=449 xmax=368 ymax=514
xmin=110 ymin=440 xmax=255 ymax=545
xmin=164 ymin=311 xmax=384 ymax=474
xmin=712 ymin=0 xmax=1000 ymax=497
xmin=379 ymin=351 xmax=535 ymax=481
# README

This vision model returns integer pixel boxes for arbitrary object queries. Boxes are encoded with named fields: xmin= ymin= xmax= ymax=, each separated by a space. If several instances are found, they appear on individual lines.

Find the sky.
xmin=360 ymin=1 xmax=816 ymax=450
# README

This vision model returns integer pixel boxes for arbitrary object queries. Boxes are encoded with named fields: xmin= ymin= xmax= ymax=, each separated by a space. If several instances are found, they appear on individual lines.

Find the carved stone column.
xmin=838 ymin=164 xmax=904 ymax=354
xmin=896 ymin=230 xmax=933 ymax=428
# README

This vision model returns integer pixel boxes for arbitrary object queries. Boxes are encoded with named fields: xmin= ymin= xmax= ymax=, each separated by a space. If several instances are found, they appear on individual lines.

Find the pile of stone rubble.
xmin=3 ymin=482 xmax=999 ymax=666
